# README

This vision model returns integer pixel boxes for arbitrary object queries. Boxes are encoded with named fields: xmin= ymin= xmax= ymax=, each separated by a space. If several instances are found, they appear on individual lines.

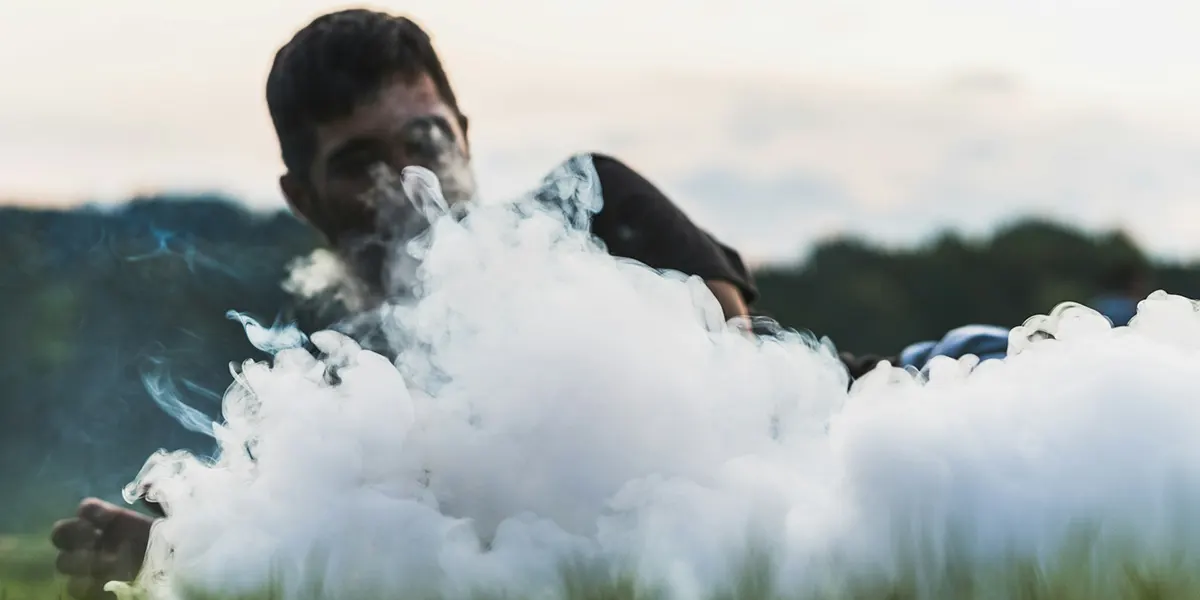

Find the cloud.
xmin=671 ymin=169 xmax=850 ymax=260
xmin=613 ymin=75 xmax=1200 ymax=263
xmin=942 ymin=68 xmax=1024 ymax=97
xmin=7 ymin=64 xmax=1200 ymax=263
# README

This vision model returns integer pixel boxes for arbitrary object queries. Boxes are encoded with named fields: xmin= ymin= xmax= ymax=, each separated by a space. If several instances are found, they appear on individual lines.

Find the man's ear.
xmin=280 ymin=172 xmax=315 ymax=226
xmin=458 ymin=113 xmax=470 ymax=157
xmin=282 ymin=172 xmax=339 ymax=245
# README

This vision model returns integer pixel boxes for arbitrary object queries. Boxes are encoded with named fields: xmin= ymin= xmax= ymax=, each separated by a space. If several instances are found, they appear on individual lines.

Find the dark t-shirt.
xmin=585 ymin=153 xmax=758 ymax=304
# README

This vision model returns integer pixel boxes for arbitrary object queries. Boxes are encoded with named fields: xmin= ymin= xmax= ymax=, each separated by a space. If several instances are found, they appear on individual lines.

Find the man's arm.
xmin=705 ymin=280 xmax=751 ymax=320
xmin=585 ymin=153 xmax=758 ymax=321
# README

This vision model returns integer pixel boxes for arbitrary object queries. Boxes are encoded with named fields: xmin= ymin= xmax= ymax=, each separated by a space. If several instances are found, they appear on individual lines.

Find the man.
xmin=51 ymin=9 xmax=759 ymax=598
xmin=265 ymin=9 xmax=756 ymax=323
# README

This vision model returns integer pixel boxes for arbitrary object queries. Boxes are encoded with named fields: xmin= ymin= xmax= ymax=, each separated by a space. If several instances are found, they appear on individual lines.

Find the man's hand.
xmin=51 ymin=498 xmax=155 ymax=600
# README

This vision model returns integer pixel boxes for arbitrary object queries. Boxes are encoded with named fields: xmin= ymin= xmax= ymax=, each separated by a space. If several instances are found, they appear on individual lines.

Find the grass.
xmin=0 ymin=533 xmax=66 ymax=600
xmin=7 ymin=529 xmax=1200 ymax=600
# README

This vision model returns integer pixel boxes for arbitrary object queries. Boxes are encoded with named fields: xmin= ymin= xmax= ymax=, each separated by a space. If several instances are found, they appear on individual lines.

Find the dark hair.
xmin=266 ymin=9 xmax=464 ymax=175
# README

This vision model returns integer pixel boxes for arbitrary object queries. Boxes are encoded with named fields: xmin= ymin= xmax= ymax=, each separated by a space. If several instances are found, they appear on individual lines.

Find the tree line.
xmin=1 ymin=196 xmax=1195 ymax=531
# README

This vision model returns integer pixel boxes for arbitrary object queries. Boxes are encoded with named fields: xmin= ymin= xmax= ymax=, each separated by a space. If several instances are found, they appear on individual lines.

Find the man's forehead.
xmin=314 ymin=74 xmax=449 ymax=156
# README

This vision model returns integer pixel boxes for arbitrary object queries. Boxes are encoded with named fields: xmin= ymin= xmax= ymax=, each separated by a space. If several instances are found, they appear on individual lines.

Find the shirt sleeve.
xmin=586 ymin=153 xmax=759 ymax=305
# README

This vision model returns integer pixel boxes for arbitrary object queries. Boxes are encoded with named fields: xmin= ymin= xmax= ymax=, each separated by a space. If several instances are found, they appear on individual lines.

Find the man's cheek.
xmin=320 ymin=194 xmax=378 ymax=241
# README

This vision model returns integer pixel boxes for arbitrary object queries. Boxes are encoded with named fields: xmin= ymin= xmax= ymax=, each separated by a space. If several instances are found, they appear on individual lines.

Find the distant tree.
xmin=2 ymin=198 xmax=1199 ymax=531
xmin=754 ymin=217 xmax=1193 ymax=355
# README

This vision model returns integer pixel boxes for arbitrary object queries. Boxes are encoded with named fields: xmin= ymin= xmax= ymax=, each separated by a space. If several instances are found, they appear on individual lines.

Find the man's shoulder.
xmin=582 ymin=152 xmax=632 ymax=175
xmin=538 ymin=152 xmax=685 ymax=231
xmin=535 ymin=152 xmax=758 ymax=304
xmin=525 ymin=152 xmax=663 ymax=229
xmin=575 ymin=152 xmax=654 ymax=198
xmin=544 ymin=152 xmax=677 ymax=223
xmin=541 ymin=152 xmax=654 ymax=193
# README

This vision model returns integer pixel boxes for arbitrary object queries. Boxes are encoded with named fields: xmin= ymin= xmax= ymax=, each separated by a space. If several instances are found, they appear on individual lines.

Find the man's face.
xmin=281 ymin=73 xmax=475 ymax=249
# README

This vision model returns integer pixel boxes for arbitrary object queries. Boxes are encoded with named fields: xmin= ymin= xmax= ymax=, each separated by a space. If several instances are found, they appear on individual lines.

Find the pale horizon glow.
xmin=3 ymin=0 xmax=1200 ymax=262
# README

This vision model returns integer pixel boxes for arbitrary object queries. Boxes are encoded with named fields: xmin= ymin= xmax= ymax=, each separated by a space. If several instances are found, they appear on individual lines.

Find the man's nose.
xmin=398 ymin=115 xmax=458 ymax=166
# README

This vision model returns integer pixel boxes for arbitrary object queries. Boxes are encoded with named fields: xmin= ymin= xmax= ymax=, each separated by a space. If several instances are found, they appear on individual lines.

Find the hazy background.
xmin=4 ymin=0 xmax=1200 ymax=543
xmin=6 ymin=0 xmax=1200 ymax=262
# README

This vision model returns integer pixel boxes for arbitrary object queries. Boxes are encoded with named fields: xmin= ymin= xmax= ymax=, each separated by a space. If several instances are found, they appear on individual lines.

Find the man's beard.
xmin=284 ymin=148 xmax=477 ymax=318
xmin=414 ymin=126 xmax=478 ymax=209
xmin=396 ymin=114 xmax=478 ymax=209
xmin=359 ymin=153 xmax=474 ymax=301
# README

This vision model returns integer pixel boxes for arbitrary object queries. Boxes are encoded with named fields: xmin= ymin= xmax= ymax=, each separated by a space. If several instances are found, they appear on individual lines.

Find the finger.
xmin=109 ymin=506 xmax=151 ymax=531
xmin=78 ymin=498 xmax=121 ymax=530
xmin=52 ymin=519 xmax=102 ymax=550
xmin=56 ymin=548 xmax=96 ymax=577
xmin=97 ymin=511 xmax=154 ymax=557
xmin=66 ymin=576 xmax=99 ymax=600
xmin=93 ymin=550 xmax=129 ymax=582
xmin=97 ymin=535 xmax=147 ymax=584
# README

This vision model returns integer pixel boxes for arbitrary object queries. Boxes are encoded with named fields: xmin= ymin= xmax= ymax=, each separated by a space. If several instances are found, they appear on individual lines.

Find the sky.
xmin=3 ymin=0 xmax=1200 ymax=263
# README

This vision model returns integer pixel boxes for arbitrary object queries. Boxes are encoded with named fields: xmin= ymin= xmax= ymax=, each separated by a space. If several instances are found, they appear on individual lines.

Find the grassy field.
xmin=7 ymin=530 xmax=1200 ymax=600
xmin=0 ymin=533 xmax=66 ymax=600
